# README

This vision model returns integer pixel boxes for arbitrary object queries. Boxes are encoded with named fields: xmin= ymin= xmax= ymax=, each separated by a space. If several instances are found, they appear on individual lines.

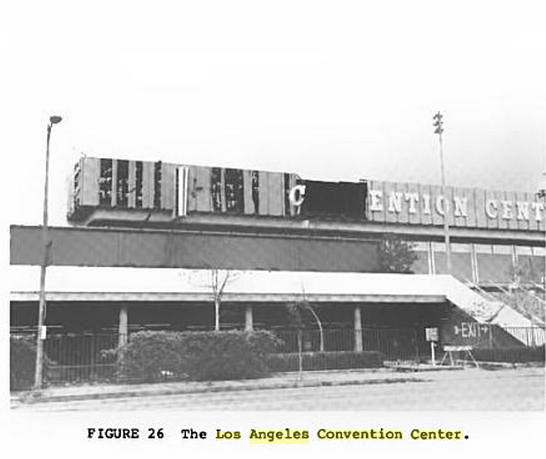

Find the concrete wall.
xmin=10 ymin=225 xmax=380 ymax=272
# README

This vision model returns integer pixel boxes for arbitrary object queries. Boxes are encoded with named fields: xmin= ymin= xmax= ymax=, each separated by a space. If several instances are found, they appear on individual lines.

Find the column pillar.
xmin=354 ymin=305 xmax=363 ymax=352
xmin=429 ymin=241 xmax=436 ymax=274
xmin=470 ymin=243 xmax=479 ymax=284
xmin=244 ymin=305 xmax=254 ymax=332
xmin=118 ymin=306 xmax=128 ymax=348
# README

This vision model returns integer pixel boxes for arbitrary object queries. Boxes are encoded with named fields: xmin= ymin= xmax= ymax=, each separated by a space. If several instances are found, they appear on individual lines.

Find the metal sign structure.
xmin=441 ymin=319 xmax=492 ymax=348
xmin=425 ymin=327 xmax=439 ymax=342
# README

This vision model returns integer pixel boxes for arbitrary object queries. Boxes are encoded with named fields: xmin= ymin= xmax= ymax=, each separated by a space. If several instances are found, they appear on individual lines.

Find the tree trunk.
xmin=307 ymin=306 xmax=324 ymax=352
xmin=297 ymin=330 xmax=303 ymax=386
xmin=214 ymin=299 xmax=220 ymax=332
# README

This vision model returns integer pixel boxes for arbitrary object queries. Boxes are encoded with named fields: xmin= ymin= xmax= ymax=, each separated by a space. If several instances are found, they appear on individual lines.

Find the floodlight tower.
xmin=433 ymin=111 xmax=452 ymax=274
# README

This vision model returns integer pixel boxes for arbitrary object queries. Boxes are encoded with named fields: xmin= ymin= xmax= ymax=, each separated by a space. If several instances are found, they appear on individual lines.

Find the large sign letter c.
xmin=289 ymin=185 xmax=306 ymax=207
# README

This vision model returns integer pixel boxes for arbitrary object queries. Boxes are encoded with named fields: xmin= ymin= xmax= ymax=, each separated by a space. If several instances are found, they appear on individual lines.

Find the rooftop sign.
xmin=71 ymin=157 xmax=545 ymax=233
xmin=291 ymin=179 xmax=545 ymax=231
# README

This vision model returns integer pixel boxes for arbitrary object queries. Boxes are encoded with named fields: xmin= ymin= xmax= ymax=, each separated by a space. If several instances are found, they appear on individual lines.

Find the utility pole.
xmin=34 ymin=115 xmax=62 ymax=390
xmin=433 ymin=111 xmax=452 ymax=274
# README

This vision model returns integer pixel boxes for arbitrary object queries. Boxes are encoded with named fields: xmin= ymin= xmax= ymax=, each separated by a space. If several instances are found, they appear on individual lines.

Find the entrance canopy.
xmin=10 ymin=266 xmax=534 ymax=327
xmin=10 ymin=266 xmax=449 ymax=304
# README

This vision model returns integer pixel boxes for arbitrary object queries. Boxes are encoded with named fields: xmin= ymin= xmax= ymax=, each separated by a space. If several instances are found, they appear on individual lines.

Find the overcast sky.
xmin=3 ymin=0 xmax=546 ymax=226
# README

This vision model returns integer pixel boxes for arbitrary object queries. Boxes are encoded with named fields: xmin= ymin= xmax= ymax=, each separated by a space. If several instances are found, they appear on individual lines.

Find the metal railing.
xmin=272 ymin=328 xmax=420 ymax=360
xmin=44 ymin=333 xmax=119 ymax=384
xmin=500 ymin=326 xmax=546 ymax=347
xmin=11 ymin=325 xmax=545 ymax=387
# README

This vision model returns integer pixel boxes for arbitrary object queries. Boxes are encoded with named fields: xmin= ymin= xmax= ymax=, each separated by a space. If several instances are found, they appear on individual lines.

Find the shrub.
xmin=10 ymin=335 xmax=53 ymax=391
xmin=377 ymin=235 xmax=418 ymax=274
xmin=116 ymin=331 xmax=187 ymax=382
xmin=267 ymin=351 xmax=385 ymax=372
xmin=117 ymin=330 xmax=281 ymax=383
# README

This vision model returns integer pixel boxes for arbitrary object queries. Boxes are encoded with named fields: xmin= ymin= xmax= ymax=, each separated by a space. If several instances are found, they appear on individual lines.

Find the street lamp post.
xmin=34 ymin=115 xmax=62 ymax=390
xmin=433 ymin=111 xmax=452 ymax=274
xmin=537 ymin=173 xmax=546 ymax=292
xmin=537 ymin=171 xmax=546 ymax=201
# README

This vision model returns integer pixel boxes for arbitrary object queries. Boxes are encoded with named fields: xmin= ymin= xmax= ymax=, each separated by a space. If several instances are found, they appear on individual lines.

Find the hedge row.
xmin=117 ymin=330 xmax=282 ymax=382
xmin=10 ymin=336 xmax=53 ymax=391
xmin=267 ymin=351 xmax=385 ymax=372
xmin=471 ymin=346 xmax=545 ymax=363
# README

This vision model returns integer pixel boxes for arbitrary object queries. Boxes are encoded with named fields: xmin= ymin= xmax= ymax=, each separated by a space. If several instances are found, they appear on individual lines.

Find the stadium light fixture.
xmin=433 ymin=111 xmax=452 ymax=274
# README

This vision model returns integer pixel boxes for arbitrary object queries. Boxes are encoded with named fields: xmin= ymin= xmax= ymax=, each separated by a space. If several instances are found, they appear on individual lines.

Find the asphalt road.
xmin=14 ymin=368 xmax=544 ymax=411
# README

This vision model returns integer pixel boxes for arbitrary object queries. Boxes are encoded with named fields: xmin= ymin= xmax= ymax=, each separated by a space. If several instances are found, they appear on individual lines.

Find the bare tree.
xmin=306 ymin=302 xmax=324 ymax=352
xmin=298 ymin=288 xmax=324 ymax=351
xmin=180 ymin=268 xmax=240 ymax=331
xmin=285 ymin=297 xmax=324 ymax=386
xmin=507 ymin=263 xmax=546 ymax=324
xmin=209 ymin=268 xmax=239 ymax=332
xmin=285 ymin=302 xmax=305 ymax=386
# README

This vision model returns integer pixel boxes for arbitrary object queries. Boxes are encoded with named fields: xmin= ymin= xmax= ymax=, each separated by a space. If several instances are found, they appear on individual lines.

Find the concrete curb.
xmin=17 ymin=364 xmax=525 ymax=406
xmin=13 ymin=375 xmax=428 ymax=405
xmin=385 ymin=364 xmax=465 ymax=372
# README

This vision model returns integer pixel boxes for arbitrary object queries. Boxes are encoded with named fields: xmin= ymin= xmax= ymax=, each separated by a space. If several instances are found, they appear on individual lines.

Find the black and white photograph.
xmin=3 ymin=0 xmax=545 ymax=456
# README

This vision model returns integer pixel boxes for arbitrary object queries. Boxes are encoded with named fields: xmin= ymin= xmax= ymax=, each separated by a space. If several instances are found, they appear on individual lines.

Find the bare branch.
xmin=201 ymin=267 xmax=243 ymax=331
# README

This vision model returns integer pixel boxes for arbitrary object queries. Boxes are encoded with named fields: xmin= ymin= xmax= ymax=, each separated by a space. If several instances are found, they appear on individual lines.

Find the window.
xmin=116 ymin=160 xmax=129 ymax=207
xmin=492 ymin=245 xmax=512 ymax=255
xmin=135 ymin=161 xmax=143 ymax=208
xmin=515 ymin=246 xmax=533 ymax=256
xmin=451 ymin=243 xmax=471 ymax=253
xmin=73 ymin=163 xmax=81 ymax=209
xmin=153 ymin=161 xmax=162 ymax=209
xmin=225 ymin=168 xmax=244 ymax=214
xmin=252 ymin=171 xmax=260 ymax=214
xmin=211 ymin=168 xmax=222 ymax=212
xmin=99 ymin=159 xmax=112 ymax=206
xmin=283 ymin=173 xmax=290 ymax=215
xmin=474 ymin=244 xmax=493 ymax=254
xmin=412 ymin=241 xmax=429 ymax=251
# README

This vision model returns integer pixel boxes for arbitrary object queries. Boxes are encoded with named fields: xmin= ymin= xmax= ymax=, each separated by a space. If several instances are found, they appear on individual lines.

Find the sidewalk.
xmin=12 ymin=364 xmax=467 ymax=406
